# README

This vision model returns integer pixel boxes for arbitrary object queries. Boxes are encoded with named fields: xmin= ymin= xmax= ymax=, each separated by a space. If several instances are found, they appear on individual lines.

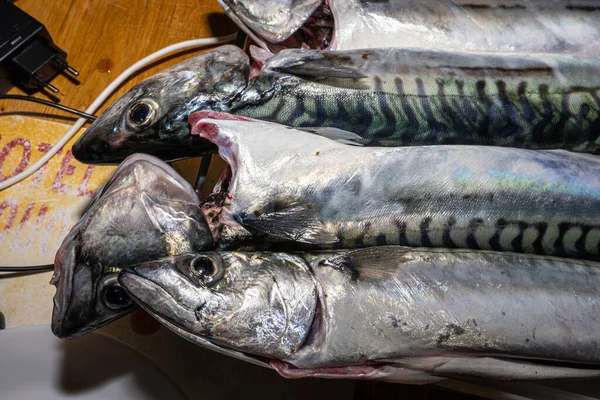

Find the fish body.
xmin=220 ymin=0 xmax=600 ymax=54
xmin=234 ymin=48 xmax=600 ymax=152
xmin=193 ymin=117 xmax=600 ymax=260
xmin=73 ymin=46 xmax=600 ymax=164
xmin=51 ymin=154 xmax=213 ymax=338
xmin=119 ymin=247 xmax=600 ymax=382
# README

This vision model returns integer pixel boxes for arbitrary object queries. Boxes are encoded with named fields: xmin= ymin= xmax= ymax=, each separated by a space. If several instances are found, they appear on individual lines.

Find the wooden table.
xmin=3 ymin=0 xmax=238 ymax=119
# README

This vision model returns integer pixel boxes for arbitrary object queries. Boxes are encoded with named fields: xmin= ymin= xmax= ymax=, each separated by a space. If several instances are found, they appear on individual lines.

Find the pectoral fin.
xmin=293 ymin=127 xmax=364 ymax=146
xmin=317 ymin=247 xmax=415 ymax=281
xmin=236 ymin=204 xmax=339 ymax=244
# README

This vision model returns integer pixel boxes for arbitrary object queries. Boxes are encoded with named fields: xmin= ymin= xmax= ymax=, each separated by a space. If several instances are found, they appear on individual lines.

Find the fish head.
xmin=119 ymin=252 xmax=317 ymax=359
xmin=51 ymin=154 xmax=213 ymax=338
xmin=72 ymin=45 xmax=250 ymax=164
xmin=218 ymin=0 xmax=322 ymax=44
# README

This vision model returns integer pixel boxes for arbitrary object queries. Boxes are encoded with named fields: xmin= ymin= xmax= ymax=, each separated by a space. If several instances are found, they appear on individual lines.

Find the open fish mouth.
xmin=219 ymin=0 xmax=334 ymax=52
xmin=189 ymin=111 xmax=260 ymax=241
xmin=265 ymin=2 xmax=334 ymax=50
xmin=50 ymin=229 xmax=79 ymax=337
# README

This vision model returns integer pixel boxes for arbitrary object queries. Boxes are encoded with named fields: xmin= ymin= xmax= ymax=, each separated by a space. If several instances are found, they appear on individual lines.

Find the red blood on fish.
xmin=271 ymin=360 xmax=382 ymax=379
xmin=188 ymin=111 xmax=258 ymax=128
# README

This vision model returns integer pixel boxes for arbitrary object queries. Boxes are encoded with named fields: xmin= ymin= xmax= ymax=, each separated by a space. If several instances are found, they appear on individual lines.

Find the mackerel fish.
xmin=51 ymin=154 xmax=213 ymax=338
xmin=193 ymin=116 xmax=600 ymax=260
xmin=219 ymin=0 xmax=600 ymax=54
xmin=119 ymin=247 xmax=600 ymax=383
xmin=73 ymin=46 xmax=600 ymax=164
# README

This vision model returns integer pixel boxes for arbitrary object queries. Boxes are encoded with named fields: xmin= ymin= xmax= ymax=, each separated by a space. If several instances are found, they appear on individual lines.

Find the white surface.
xmin=0 ymin=325 xmax=186 ymax=400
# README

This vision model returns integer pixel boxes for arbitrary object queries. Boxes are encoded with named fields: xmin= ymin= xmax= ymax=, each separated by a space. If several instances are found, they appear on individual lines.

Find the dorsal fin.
xmin=267 ymin=50 xmax=368 ymax=80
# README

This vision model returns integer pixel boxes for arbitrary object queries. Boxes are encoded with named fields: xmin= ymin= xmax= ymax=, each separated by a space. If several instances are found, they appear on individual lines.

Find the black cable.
xmin=0 ymin=265 xmax=54 ymax=272
xmin=0 ymin=94 xmax=97 ymax=120
xmin=194 ymin=155 xmax=213 ymax=196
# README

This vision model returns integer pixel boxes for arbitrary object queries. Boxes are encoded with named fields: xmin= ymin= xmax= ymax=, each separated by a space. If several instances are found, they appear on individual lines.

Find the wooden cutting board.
xmin=0 ymin=116 xmax=115 ymax=265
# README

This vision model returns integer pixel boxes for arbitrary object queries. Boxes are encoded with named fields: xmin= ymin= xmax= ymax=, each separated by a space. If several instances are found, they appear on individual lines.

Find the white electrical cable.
xmin=0 ymin=33 xmax=238 ymax=191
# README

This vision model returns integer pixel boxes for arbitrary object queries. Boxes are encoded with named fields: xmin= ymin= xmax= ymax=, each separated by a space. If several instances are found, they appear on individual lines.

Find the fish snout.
xmin=118 ymin=256 xmax=212 ymax=332
xmin=118 ymin=255 xmax=206 ymax=308
xmin=72 ymin=132 xmax=114 ymax=164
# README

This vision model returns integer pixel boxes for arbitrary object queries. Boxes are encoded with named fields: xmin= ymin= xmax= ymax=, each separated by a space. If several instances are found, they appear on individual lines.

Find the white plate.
xmin=0 ymin=325 xmax=186 ymax=400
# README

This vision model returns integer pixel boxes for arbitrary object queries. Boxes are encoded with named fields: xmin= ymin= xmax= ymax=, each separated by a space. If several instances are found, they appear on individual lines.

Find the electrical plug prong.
xmin=64 ymin=64 xmax=79 ymax=77
xmin=34 ymin=75 xmax=59 ymax=94
xmin=55 ymin=58 xmax=79 ymax=77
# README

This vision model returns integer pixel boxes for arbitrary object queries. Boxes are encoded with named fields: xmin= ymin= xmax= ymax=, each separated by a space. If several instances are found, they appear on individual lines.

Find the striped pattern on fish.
xmin=232 ymin=49 xmax=600 ymax=153
xmin=73 ymin=46 xmax=600 ymax=165
xmin=191 ymin=117 xmax=600 ymax=260
xmin=331 ymin=216 xmax=600 ymax=260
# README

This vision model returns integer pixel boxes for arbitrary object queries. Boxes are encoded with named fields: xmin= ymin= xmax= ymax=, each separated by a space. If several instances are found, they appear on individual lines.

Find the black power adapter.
xmin=0 ymin=0 xmax=78 ymax=95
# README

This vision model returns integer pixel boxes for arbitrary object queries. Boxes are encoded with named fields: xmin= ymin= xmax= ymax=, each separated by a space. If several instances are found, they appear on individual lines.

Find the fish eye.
xmin=126 ymin=99 xmax=158 ymax=130
xmin=190 ymin=255 xmax=224 ymax=287
xmin=100 ymin=275 xmax=134 ymax=310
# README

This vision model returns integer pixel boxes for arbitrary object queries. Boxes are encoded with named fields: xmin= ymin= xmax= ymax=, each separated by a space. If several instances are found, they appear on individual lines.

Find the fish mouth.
xmin=273 ymin=2 xmax=335 ymax=50
xmin=51 ymin=235 xmax=130 ymax=339
xmin=73 ymin=46 xmax=250 ymax=165
xmin=119 ymin=260 xmax=242 ymax=349
xmin=72 ymin=124 xmax=216 ymax=165
xmin=219 ymin=0 xmax=334 ymax=52
xmin=190 ymin=111 xmax=259 ymax=240
xmin=50 ymin=229 xmax=79 ymax=338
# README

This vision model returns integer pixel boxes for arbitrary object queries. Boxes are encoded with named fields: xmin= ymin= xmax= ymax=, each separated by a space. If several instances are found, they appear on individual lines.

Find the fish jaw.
xmin=51 ymin=229 xmax=79 ymax=338
xmin=72 ymin=45 xmax=249 ymax=164
xmin=217 ymin=0 xmax=322 ymax=44
xmin=51 ymin=235 xmax=135 ymax=339
xmin=191 ymin=112 xmax=263 ymax=235
xmin=136 ymin=302 xmax=273 ymax=369
xmin=72 ymin=129 xmax=217 ymax=165
xmin=119 ymin=252 xmax=318 ymax=359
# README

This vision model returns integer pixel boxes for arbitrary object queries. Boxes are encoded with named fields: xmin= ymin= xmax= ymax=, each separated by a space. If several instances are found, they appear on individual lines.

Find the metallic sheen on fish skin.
xmin=221 ymin=0 xmax=600 ymax=55
xmin=119 ymin=252 xmax=317 ymax=359
xmin=218 ymin=0 xmax=321 ymax=44
xmin=72 ymin=46 xmax=249 ymax=164
xmin=234 ymin=48 xmax=600 ymax=153
xmin=193 ymin=117 xmax=600 ymax=260
xmin=73 ymin=46 xmax=600 ymax=164
xmin=51 ymin=154 xmax=213 ymax=338
xmin=118 ymin=247 xmax=600 ymax=382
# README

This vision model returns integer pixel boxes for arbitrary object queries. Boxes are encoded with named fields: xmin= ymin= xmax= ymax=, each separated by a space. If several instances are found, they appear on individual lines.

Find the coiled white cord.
xmin=0 ymin=33 xmax=237 ymax=191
